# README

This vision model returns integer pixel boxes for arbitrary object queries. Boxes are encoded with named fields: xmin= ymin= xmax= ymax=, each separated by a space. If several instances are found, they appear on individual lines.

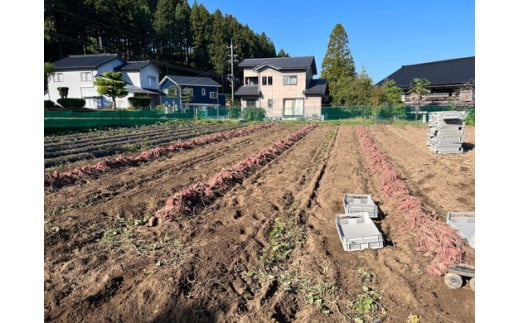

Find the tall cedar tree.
xmin=45 ymin=0 xmax=278 ymax=87
xmin=320 ymin=23 xmax=356 ymax=106
xmin=154 ymin=0 xmax=183 ymax=62
xmin=94 ymin=72 xmax=128 ymax=109
xmin=174 ymin=0 xmax=192 ymax=64
xmin=209 ymin=10 xmax=229 ymax=76
xmin=190 ymin=1 xmax=213 ymax=69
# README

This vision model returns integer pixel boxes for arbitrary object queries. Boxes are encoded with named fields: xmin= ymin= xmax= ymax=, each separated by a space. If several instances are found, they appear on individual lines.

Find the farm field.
xmin=44 ymin=122 xmax=475 ymax=322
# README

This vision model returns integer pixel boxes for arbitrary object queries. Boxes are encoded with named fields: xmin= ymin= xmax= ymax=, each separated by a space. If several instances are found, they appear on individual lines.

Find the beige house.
xmin=235 ymin=56 xmax=327 ymax=120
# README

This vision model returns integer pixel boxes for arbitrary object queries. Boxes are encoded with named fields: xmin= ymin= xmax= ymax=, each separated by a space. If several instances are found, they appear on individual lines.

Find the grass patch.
xmin=258 ymin=200 xmax=306 ymax=272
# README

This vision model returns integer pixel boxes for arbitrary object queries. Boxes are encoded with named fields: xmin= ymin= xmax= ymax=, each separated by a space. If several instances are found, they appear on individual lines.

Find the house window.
xmin=210 ymin=92 xmax=218 ymax=99
xmin=80 ymin=72 xmax=92 ymax=82
xmin=201 ymin=88 xmax=206 ymax=96
xmin=246 ymin=99 xmax=256 ymax=107
xmin=53 ymin=73 xmax=63 ymax=82
xmin=245 ymin=77 xmax=258 ymax=85
xmin=262 ymin=76 xmax=273 ymax=86
xmin=283 ymin=75 xmax=297 ymax=85
xmin=267 ymin=99 xmax=273 ymax=109
xmin=148 ymin=76 xmax=156 ymax=87
xmin=283 ymin=98 xmax=304 ymax=116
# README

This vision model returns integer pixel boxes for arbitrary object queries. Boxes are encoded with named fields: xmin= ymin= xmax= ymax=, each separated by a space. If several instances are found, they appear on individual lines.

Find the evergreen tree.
xmin=277 ymin=49 xmax=289 ymax=57
xmin=256 ymin=32 xmax=276 ymax=57
xmin=408 ymin=78 xmax=431 ymax=120
xmin=190 ymin=1 xmax=212 ymax=69
xmin=174 ymin=0 xmax=192 ymax=64
xmin=209 ymin=10 xmax=229 ymax=75
xmin=95 ymin=72 xmax=128 ymax=109
xmin=381 ymin=79 xmax=403 ymax=105
xmin=320 ymin=23 xmax=356 ymax=105
xmin=44 ymin=62 xmax=55 ymax=93
xmin=154 ymin=0 xmax=182 ymax=61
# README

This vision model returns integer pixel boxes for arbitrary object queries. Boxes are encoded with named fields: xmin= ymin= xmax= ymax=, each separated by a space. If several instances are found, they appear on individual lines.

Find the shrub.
xmin=128 ymin=97 xmax=151 ymax=110
xmin=57 ymin=98 xmax=86 ymax=109
xmin=465 ymin=107 xmax=475 ymax=126
xmin=228 ymin=106 xmax=241 ymax=119
xmin=241 ymin=107 xmax=266 ymax=121
xmin=44 ymin=100 xmax=58 ymax=108
xmin=57 ymin=87 xmax=69 ymax=99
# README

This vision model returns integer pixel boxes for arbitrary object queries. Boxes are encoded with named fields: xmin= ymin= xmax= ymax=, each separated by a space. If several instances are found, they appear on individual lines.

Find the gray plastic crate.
xmin=429 ymin=144 xmax=463 ymax=154
xmin=343 ymin=193 xmax=378 ymax=218
xmin=447 ymin=212 xmax=475 ymax=248
xmin=336 ymin=212 xmax=384 ymax=251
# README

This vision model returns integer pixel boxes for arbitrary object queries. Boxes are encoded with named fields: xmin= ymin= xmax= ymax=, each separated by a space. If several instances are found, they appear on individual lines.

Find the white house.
xmin=116 ymin=61 xmax=162 ymax=108
xmin=47 ymin=54 xmax=161 ymax=109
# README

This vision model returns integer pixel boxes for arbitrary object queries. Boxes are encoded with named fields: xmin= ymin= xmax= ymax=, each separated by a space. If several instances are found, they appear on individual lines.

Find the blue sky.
xmin=189 ymin=0 xmax=475 ymax=83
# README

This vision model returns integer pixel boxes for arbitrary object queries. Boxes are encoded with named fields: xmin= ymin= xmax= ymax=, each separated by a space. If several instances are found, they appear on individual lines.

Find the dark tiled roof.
xmin=304 ymin=79 xmax=328 ymax=95
xmin=235 ymin=85 xmax=261 ymax=96
xmin=163 ymin=75 xmax=221 ymax=87
xmin=118 ymin=61 xmax=152 ymax=71
xmin=238 ymin=56 xmax=317 ymax=75
xmin=52 ymin=54 xmax=124 ymax=70
xmin=125 ymin=85 xmax=161 ymax=95
xmin=377 ymin=56 xmax=475 ymax=88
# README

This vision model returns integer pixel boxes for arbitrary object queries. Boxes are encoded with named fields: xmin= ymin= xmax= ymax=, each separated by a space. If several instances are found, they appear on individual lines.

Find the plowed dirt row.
xmin=44 ymin=124 xmax=474 ymax=322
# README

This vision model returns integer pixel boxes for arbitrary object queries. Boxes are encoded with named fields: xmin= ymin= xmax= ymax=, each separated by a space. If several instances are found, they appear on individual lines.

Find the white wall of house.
xmin=47 ymin=59 xmax=125 ymax=108
xmin=122 ymin=71 xmax=141 ymax=89
xmin=48 ymin=70 xmax=96 ymax=105
xmin=140 ymin=65 xmax=160 ymax=90
xmin=118 ymin=65 xmax=160 ymax=109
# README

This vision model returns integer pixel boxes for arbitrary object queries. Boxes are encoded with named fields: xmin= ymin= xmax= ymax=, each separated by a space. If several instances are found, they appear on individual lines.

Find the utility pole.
xmin=228 ymin=40 xmax=238 ymax=106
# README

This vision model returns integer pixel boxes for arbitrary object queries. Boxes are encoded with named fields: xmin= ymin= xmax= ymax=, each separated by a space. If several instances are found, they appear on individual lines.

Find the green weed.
xmin=351 ymin=268 xmax=386 ymax=322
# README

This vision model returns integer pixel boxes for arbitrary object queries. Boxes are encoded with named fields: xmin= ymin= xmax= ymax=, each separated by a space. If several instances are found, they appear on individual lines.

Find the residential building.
xmin=234 ymin=56 xmax=328 ymax=120
xmin=47 ymin=54 xmax=161 ymax=109
xmin=377 ymin=56 xmax=475 ymax=107
xmin=159 ymin=75 xmax=225 ymax=112
xmin=116 ymin=61 xmax=162 ymax=107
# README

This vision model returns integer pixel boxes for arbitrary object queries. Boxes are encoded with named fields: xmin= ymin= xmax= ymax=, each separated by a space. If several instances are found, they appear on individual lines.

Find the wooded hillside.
xmin=44 ymin=0 xmax=279 ymax=88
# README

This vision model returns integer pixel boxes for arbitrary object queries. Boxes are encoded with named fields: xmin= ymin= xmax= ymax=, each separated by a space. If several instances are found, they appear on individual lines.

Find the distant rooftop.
xmin=238 ymin=56 xmax=317 ymax=75
xmin=162 ymin=75 xmax=221 ymax=87
xmin=118 ymin=61 xmax=155 ymax=71
xmin=52 ymin=54 xmax=124 ymax=70
xmin=377 ymin=56 xmax=475 ymax=88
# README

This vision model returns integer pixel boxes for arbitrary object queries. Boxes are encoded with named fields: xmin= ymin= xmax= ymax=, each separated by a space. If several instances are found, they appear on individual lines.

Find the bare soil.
xmin=44 ymin=123 xmax=475 ymax=322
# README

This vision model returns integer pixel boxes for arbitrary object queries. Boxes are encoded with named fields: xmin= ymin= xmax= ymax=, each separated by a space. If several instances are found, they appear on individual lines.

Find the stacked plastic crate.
xmin=427 ymin=111 xmax=466 ymax=154
xmin=335 ymin=193 xmax=383 ymax=252
xmin=446 ymin=212 xmax=475 ymax=248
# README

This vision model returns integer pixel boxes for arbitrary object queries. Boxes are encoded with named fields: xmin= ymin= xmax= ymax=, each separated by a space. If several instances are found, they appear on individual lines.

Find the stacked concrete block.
xmin=427 ymin=111 xmax=466 ymax=154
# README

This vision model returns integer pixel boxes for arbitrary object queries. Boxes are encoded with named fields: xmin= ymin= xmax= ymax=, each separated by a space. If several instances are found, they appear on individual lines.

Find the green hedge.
xmin=241 ymin=107 xmax=265 ymax=121
xmin=57 ymin=98 xmax=86 ymax=108
xmin=128 ymin=97 xmax=151 ymax=109
xmin=322 ymin=105 xmax=475 ymax=124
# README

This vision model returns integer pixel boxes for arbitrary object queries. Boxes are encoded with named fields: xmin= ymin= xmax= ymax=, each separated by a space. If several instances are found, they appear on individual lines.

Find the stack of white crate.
xmin=335 ymin=193 xmax=383 ymax=252
xmin=427 ymin=111 xmax=466 ymax=154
